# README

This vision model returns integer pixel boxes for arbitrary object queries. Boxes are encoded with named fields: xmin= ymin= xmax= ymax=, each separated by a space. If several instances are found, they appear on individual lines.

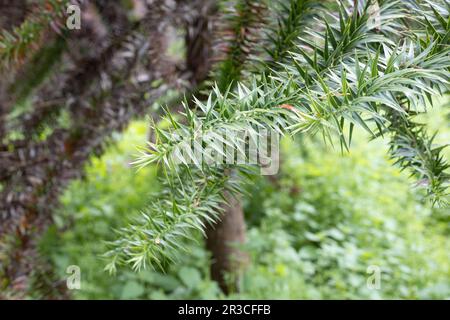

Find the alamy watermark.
xmin=366 ymin=265 xmax=381 ymax=290
xmin=66 ymin=265 xmax=81 ymax=290
xmin=166 ymin=127 xmax=280 ymax=175
xmin=66 ymin=4 xmax=81 ymax=30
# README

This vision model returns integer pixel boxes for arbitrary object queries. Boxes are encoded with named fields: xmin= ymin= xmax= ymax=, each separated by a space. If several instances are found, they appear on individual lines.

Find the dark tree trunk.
xmin=0 ymin=0 xmax=186 ymax=298
xmin=206 ymin=192 xmax=248 ymax=294
xmin=0 ymin=0 xmax=27 ymax=30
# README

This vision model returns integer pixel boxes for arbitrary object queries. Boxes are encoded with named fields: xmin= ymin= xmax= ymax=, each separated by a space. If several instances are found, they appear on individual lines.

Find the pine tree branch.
xmin=0 ymin=0 xmax=69 ymax=70
xmin=109 ymin=0 xmax=450 ymax=272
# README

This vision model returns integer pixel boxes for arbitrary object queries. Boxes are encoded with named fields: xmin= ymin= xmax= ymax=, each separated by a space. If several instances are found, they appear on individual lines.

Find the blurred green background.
xmin=38 ymin=98 xmax=449 ymax=300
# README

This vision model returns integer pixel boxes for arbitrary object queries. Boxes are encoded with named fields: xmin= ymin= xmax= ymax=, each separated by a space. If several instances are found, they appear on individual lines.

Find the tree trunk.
xmin=206 ymin=192 xmax=248 ymax=294
xmin=0 ymin=1 xmax=183 ymax=298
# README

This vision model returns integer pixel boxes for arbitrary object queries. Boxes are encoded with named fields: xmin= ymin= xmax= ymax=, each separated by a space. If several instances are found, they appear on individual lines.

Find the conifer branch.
xmin=109 ymin=0 xmax=450 ymax=272
xmin=0 ymin=0 xmax=68 ymax=69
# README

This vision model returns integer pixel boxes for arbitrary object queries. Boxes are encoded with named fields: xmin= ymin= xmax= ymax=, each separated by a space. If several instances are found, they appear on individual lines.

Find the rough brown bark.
xmin=206 ymin=192 xmax=248 ymax=294
xmin=0 ymin=0 xmax=27 ymax=30
xmin=0 ymin=0 xmax=187 ymax=298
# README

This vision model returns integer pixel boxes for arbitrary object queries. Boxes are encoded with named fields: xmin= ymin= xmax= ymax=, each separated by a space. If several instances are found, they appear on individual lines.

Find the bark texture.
xmin=0 ymin=0 xmax=188 ymax=299
xmin=206 ymin=192 xmax=248 ymax=294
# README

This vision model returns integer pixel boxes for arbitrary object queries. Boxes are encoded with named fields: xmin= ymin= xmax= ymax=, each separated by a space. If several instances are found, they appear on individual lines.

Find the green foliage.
xmin=39 ymin=122 xmax=157 ymax=298
xmin=39 ymin=121 xmax=223 ymax=299
xmin=104 ymin=167 xmax=234 ymax=273
xmin=40 ymin=105 xmax=449 ymax=298
xmin=238 ymin=132 xmax=449 ymax=299
xmin=388 ymin=114 xmax=449 ymax=207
